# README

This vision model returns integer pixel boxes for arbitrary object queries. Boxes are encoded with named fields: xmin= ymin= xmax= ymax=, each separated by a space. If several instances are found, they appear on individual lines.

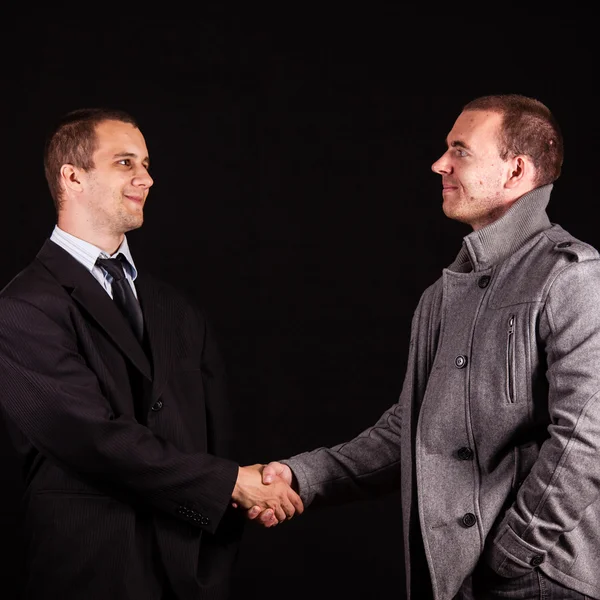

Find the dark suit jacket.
xmin=0 ymin=239 xmax=244 ymax=600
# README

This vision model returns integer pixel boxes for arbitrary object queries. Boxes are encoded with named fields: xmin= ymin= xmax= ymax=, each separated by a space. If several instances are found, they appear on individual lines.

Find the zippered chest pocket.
xmin=506 ymin=314 xmax=516 ymax=403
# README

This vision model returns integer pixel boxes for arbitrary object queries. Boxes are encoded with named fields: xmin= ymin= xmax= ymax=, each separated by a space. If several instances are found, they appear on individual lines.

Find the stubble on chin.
xmin=117 ymin=206 xmax=144 ymax=234
xmin=441 ymin=198 xmax=471 ymax=226
xmin=441 ymin=198 xmax=458 ymax=220
xmin=124 ymin=214 xmax=144 ymax=233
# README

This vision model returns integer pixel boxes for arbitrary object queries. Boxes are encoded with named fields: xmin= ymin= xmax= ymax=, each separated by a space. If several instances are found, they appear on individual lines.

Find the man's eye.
xmin=455 ymin=149 xmax=468 ymax=158
xmin=118 ymin=159 xmax=130 ymax=166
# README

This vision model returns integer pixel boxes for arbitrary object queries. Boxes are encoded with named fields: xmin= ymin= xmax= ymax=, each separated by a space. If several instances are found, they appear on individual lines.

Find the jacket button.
xmin=151 ymin=400 xmax=164 ymax=412
xmin=478 ymin=275 xmax=491 ymax=288
xmin=557 ymin=241 xmax=571 ymax=248
xmin=530 ymin=554 xmax=544 ymax=566
xmin=461 ymin=513 xmax=477 ymax=528
xmin=457 ymin=447 xmax=474 ymax=460
xmin=455 ymin=355 xmax=468 ymax=369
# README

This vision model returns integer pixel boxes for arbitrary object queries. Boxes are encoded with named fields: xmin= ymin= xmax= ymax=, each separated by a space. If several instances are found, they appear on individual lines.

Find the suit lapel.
xmin=135 ymin=275 xmax=175 ymax=402
xmin=37 ymin=240 xmax=152 ymax=380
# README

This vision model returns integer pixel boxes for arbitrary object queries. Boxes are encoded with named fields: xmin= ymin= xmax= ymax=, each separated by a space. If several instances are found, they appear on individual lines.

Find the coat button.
xmin=151 ymin=400 xmax=164 ymax=411
xmin=478 ymin=275 xmax=491 ymax=288
xmin=461 ymin=513 xmax=476 ymax=528
xmin=455 ymin=355 xmax=468 ymax=369
xmin=457 ymin=447 xmax=474 ymax=460
xmin=530 ymin=554 xmax=544 ymax=566
xmin=557 ymin=241 xmax=571 ymax=248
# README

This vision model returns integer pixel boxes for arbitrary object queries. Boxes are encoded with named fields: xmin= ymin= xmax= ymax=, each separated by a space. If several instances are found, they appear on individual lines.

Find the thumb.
xmin=262 ymin=463 xmax=276 ymax=483
xmin=263 ymin=461 xmax=287 ymax=484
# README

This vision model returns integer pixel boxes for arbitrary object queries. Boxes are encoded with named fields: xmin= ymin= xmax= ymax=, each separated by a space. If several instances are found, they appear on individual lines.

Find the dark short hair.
xmin=463 ymin=94 xmax=563 ymax=187
xmin=43 ymin=108 xmax=139 ymax=211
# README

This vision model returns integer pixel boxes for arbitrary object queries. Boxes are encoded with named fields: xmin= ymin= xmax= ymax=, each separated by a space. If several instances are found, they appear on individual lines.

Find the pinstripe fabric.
xmin=0 ymin=239 xmax=244 ymax=600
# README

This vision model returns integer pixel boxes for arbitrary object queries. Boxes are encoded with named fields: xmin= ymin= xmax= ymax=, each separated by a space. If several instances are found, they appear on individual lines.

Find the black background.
xmin=0 ymin=13 xmax=597 ymax=599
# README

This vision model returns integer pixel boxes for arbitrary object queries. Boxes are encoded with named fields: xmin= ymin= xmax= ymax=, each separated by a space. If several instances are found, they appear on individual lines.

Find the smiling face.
xmin=431 ymin=110 xmax=517 ymax=230
xmin=79 ymin=119 xmax=153 ymax=238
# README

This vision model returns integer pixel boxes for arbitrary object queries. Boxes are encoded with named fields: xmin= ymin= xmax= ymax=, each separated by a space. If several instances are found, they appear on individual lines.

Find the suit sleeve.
xmin=0 ymin=296 xmax=238 ymax=535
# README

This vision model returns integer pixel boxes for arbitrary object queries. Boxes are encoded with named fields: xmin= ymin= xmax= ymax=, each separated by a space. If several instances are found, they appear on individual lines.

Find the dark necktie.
xmin=96 ymin=254 xmax=144 ymax=341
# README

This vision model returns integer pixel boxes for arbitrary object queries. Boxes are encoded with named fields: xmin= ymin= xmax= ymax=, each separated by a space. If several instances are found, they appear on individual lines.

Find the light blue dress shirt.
xmin=49 ymin=225 xmax=139 ymax=299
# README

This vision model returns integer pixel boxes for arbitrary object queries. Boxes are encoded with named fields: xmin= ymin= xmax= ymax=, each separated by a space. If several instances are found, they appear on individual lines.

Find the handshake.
xmin=231 ymin=462 xmax=302 ymax=528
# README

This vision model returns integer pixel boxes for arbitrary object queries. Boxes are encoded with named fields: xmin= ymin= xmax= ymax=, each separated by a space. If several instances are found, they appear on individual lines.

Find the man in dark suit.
xmin=0 ymin=108 xmax=302 ymax=600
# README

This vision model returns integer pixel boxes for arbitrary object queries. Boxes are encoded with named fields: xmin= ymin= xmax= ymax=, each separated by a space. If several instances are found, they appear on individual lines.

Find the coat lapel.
xmin=37 ymin=240 xmax=152 ymax=380
xmin=135 ymin=275 xmax=175 ymax=402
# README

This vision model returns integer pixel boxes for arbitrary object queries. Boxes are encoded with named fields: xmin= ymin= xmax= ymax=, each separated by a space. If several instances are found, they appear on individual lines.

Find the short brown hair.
xmin=463 ymin=94 xmax=563 ymax=187
xmin=43 ymin=108 xmax=139 ymax=211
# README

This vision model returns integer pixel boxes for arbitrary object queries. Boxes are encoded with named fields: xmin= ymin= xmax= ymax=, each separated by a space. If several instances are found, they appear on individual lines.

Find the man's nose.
xmin=134 ymin=168 xmax=153 ymax=188
xmin=431 ymin=154 xmax=450 ymax=175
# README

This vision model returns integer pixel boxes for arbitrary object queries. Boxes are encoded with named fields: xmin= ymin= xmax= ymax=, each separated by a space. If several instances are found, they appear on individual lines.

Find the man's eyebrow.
xmin=113 ymin=151 xmax=150 ymax=165
xmin=449 ymin=139 xmax=470 ymax=151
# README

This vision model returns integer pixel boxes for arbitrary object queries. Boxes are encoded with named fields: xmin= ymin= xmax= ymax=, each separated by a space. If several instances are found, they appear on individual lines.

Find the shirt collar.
xmin=50 ymin=225 xmax=139 ymax=280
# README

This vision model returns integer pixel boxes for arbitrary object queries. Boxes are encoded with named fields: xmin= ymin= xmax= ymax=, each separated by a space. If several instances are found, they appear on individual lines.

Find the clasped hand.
xmin=231 ymin=462 xmax=300 ymax=527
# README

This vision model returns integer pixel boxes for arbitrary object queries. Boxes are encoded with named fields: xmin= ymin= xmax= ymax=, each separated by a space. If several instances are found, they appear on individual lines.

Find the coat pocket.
xmin=506 ymin=314 xmax=516 ymax=403
xmin=512 ymin=441 xmax=539 ymax=490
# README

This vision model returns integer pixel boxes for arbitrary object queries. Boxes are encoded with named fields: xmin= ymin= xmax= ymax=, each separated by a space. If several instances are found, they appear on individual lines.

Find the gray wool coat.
xmin=283 ymin=184 xmax=600 ymax=600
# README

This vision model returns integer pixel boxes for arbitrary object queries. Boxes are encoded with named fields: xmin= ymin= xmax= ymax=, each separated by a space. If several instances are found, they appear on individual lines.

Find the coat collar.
xmin=37 ymin=240 xmax=152 ymax=380
xmin=449 ymin=184 xmax=553 ymax=273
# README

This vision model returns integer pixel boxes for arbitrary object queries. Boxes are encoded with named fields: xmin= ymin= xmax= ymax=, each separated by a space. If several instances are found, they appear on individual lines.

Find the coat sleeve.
xmin=486 ymin=257 xmax=600 ymax=575
xmin=0 ymin=296 xmax=239 ymax=535
xmin=280 ymin=283 xmax=442 ymax=509
xmin=283 ymin=401 xmax=403 ymax=508
xmin=279 ymin=286 xmax=441 ymax=508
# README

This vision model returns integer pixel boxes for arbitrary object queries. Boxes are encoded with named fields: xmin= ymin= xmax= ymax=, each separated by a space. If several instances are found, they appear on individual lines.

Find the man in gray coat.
xmin=246 ymin=95 xmax=600 ymax=599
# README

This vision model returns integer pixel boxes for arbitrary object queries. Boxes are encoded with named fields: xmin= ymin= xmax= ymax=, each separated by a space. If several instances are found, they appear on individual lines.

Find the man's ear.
xmin=60 ymin=164 xmax=84 ymax=194
xmin=505 ymin=155 xmax=535 ymax=190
